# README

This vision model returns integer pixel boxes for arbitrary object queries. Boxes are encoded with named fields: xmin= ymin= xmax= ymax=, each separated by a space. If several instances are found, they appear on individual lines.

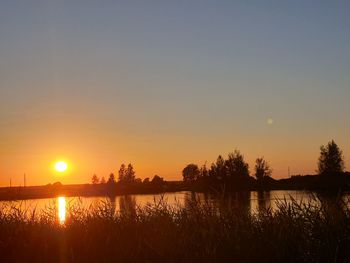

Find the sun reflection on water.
xmin=58 ymin=196 xmax=66 ymax=224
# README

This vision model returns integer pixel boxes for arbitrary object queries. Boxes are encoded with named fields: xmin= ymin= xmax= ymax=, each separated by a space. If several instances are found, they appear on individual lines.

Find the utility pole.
xmin=24 ymin=173 xmax=26 ymax=187
xmin=288 ymin=167 xmax=290 ymax=178
xmin=10 ymin=178 xmax=12 ymax=188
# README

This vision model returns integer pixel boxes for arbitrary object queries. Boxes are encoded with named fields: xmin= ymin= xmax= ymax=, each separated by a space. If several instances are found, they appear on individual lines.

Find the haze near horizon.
xmin=1 ymin=1 xmax=350 ymax=186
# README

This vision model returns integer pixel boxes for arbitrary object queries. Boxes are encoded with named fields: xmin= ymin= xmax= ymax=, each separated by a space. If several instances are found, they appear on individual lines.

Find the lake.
xmin=1 ymin=190 xmax=349 ymax=224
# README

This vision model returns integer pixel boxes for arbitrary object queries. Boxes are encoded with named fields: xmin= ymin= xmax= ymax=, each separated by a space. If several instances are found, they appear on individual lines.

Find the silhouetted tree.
xmin=209 ymin=155 xmax=226 ymax=180
xmin=255 ymin=157 xmax=272 ymax=181
xmin=91 ymin=174 xmax=99 ymax=184
xmin=135 ymin=178 xmax=142 ymax=183
xmin=199 ymin=163 xmax=209 ymax=178
xmin=152 ymin=175 xmax=164 ymax=184
xmin=225 ymin=150 xmax=250 ymax=179
xmin=125 ymin=164 xmax=136 ymax=183
xmin=207 ymin=151 xmax=250 ymax=187
xmin=107 ymin=173 xmax=116 ymax=184
xmin=318 ymin=140 xmax=345 ymax=175
xmin=100 ymin=176 xmax=106 ymax=184
xmin=143 ymin=177 xmax=150 ymax=183
xmin=182 ymin=164 xmax=200 ymax=182
xmin=118 ymin=164 xmax=126 ymax=182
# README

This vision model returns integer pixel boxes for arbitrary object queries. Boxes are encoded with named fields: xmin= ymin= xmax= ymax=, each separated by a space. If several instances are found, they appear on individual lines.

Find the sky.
xmin=1 ymin=0 xmax=350 ymax=186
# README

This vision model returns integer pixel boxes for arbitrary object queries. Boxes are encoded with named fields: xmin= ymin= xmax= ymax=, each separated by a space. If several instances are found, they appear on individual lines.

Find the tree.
xmin=225 ymin=150 xmax=250 ymax=179
xmin=151 ymin=175 xmax=164 ymax=184
xmin=318 ymin=140 xmax=345 ymax=175
xmin=199 ymin=163 xmax=209 ymax=178
xmin=135 ymin=178 xmax=142 ymax=184
xmin=91 ymin=174 xmax=99 ymax=184
xmin=182 ymin=164 xmax=200 ymax=182
xmin=125 ymin=164 xmax=136 ymax=183
xmin=118 ymin=164 xmax=126 ymax=182
xmin=100 ymin=176 xmax=106 ymax=184
xmin=209 ymin=155 xmax=226 ymax=180
xmin=143 ymin=177 xmax=150 ymax=183
xmin=107 ymin=173 xmax=116 ymax=184
xmin=255 ymin=157 xmax=272 ymax=181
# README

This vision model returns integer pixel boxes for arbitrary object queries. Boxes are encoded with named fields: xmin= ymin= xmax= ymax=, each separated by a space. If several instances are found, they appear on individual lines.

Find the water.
xmin=0 ymin=190 xmax=349 ymax=224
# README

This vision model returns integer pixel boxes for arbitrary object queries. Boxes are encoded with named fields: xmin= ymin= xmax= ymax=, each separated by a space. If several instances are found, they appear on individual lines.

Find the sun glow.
xmin=55 ymin=161 xmax=68 ymax=173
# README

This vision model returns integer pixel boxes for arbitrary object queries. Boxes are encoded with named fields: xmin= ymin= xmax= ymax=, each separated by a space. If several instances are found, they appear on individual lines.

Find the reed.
xmin=0 ymin=195 xmax=349 ymax=262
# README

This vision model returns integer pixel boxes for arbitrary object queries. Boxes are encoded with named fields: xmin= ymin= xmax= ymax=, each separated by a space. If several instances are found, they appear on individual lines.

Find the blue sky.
xmin=1 ymin=0 xmax=350 ymax=185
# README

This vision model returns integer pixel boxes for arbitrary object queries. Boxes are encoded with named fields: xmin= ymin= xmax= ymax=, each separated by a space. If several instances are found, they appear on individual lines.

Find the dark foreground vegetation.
xmin=0 ymin=196 xmax=350 ymax=263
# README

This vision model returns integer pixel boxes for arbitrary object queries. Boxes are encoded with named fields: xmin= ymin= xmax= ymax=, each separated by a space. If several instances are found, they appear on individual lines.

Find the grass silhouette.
xmin=0 ymin=195 xmax=349 ymax=262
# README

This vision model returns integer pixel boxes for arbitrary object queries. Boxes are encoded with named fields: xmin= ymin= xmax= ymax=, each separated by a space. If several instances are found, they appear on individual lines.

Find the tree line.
xmin=89 ymin=140 xmax=346 ymax=189
xmin=182 ymin=150 xmax=271 ymax=188
xmin=90 ymin=164 xmax=165 ymax=185
xmin=182 ymin=140 xmax=346 ymax=186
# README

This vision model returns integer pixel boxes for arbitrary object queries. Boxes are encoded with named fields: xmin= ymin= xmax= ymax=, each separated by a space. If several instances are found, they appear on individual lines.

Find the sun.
xmin=55 ymin=161 xmax=68 ymax=173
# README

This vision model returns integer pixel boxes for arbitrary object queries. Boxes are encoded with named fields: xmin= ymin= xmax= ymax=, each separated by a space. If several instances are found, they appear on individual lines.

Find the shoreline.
xmin=0 ymin=174 xmax=349 ymax=201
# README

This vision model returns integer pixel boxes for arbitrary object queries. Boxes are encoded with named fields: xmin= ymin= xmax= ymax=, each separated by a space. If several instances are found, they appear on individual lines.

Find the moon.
xmin=55 ymin=161 xmax=68 ymax=173
xmin=267 ymin=118 xmax=274 ymax=125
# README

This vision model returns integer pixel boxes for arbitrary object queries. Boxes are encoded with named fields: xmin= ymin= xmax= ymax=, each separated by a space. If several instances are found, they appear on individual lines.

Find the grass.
xmin=0 ymin=194 xmax=349 ymax=262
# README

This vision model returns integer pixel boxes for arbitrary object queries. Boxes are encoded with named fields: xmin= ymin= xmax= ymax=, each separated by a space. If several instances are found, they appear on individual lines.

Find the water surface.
xmin=1 ymin=190 xmax=349 ymax=224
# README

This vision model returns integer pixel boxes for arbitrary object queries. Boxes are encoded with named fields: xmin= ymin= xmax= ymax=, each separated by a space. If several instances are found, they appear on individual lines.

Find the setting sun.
xmin=55 ymin=161 xmax=68 ymax=173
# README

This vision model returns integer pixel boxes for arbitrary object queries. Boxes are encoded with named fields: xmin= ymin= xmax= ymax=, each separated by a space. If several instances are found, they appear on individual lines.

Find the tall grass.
xmin=0 ymin=196 xmax=349 ymax=263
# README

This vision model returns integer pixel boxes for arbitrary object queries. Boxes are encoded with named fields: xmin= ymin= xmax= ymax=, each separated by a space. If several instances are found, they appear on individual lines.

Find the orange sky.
xmin=1 ymin=113 xmax=349 ymax=186
xmin=1 ymin=1 xmax=350 ymax=186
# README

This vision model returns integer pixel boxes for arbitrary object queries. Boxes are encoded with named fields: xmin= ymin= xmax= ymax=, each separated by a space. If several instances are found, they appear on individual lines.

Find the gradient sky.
xmin=1 ymin=0 xmax=350 ymax=186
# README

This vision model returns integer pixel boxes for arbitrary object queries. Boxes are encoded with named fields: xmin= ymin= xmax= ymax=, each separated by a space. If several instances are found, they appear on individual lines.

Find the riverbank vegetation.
xmin=0 ymin=194 xmax=349 ymax=262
